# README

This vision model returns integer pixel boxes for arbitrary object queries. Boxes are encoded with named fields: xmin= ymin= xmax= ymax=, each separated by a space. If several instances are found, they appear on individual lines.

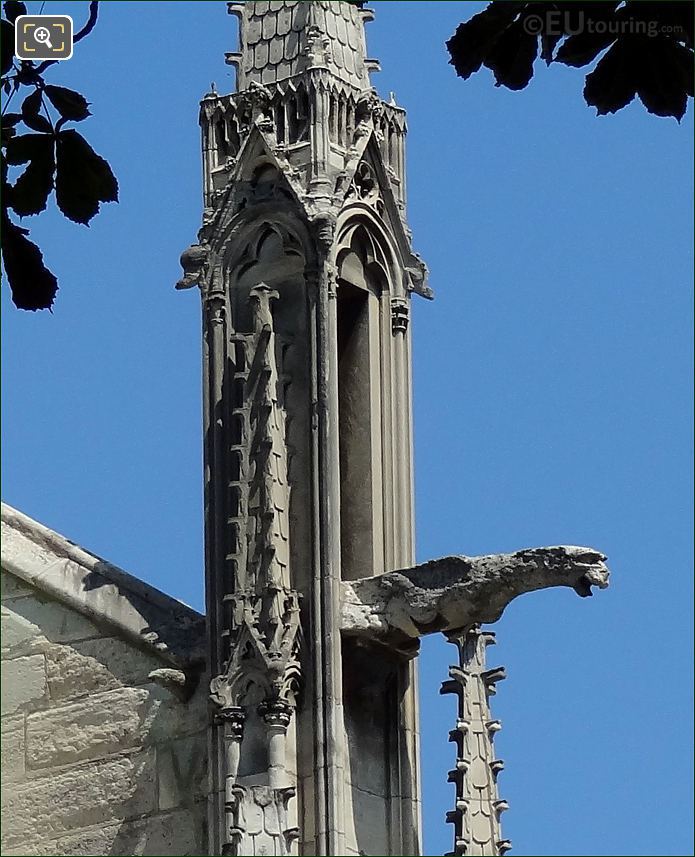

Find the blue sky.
xmin=2 ymin=2 xmax=693 ymax=855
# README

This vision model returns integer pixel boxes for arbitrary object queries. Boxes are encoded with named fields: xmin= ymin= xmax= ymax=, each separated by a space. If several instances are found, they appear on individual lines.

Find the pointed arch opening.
xmin=336 ymin=224 xmax=390 ymax=582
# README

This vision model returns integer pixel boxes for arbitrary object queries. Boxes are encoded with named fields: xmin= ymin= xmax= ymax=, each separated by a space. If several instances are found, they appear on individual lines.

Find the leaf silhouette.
xmin=4 ymin=132 xmax=51 ymax=165
xmin=1 ymin=0 xmax=117 ymax=310
xmin=636 ymin=38 xmax=690 ymax=120
xmin=484 ymin=17 xmax=538 ymax=90
xmin=21 ymin=89 xmax=42 ymax=119
xmin=11 ymin=134 xmax=55 ymax=216
xmin=45 ymin=85 xmax=91 ymax=122
xmin=55 ymin=128 xmax=117 ymax=224
xmin=1 ymin=214 xmax=58 ymax=310
xmin=21 ymin=91 xmax=53 ymax=133
xmin=3 ymin=2 xmax=27 ymax=24
xmin=1 ymin=113 xmax=24 ymax=127
xmin=447 ymin=2 xmax=523 ymax=80
xmin=1 ymin=19 xmax=14 ymax=76
xmin=583 ymin=40 xmax=638 ymax=115
xmin=21 ymin=112 xmax=53 ymax=134
xmin=448 ymin=1 xmax=693 ymax=120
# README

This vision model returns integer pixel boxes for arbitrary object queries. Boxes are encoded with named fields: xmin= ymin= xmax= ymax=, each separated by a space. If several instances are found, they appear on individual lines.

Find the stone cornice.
xmin=1 ymin=502 xmax=205 ymax=670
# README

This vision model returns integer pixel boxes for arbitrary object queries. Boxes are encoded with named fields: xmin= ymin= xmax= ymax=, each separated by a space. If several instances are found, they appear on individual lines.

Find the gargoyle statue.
xmin=340 ymin=545 xmax=609 ymax=651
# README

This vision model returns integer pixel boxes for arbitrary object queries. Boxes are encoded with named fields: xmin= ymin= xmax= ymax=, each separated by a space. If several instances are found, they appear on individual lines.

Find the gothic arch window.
xmin=335 ymin=222 xmax=394 ymax=582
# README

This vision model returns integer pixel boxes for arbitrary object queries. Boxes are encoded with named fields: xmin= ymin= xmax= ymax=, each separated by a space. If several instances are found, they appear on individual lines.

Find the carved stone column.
xmin=441 ymin=627 xmax=511 ymax=857
xmin=260 ymin=700 xmax=293 ymax=791
xmin=216 ymin=707 xmax=246 ymax=857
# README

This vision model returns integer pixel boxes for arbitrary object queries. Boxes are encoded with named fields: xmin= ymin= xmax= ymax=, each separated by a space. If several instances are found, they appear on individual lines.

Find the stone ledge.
xmin=1 ymin=503 xmax=205 ymax=671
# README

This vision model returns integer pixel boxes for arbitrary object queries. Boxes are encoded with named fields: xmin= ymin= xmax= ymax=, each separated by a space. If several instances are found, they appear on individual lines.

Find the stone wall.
xmin=1 ymin=569 xmax=208 ymax=856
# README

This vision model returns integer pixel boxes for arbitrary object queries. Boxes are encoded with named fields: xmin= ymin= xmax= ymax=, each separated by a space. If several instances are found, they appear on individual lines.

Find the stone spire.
xmin=442 ymin=628 xmax=511 ymax=857
xmin=225 ymin=1 xmax=379 ymax=91
xmin=178 ymin=3 xmax=610 ymax=855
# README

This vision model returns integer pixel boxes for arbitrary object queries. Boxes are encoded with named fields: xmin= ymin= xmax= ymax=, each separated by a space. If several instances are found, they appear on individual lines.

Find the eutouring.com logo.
xmin=522 ymin=11 xmax=685 ymax=38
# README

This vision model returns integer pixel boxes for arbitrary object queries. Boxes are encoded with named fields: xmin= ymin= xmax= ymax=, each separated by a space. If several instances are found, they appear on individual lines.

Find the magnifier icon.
xmin=34 ymin=26 xmax=53 ymax=49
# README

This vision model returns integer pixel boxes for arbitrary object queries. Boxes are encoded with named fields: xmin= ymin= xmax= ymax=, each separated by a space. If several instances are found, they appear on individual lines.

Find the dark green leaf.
xmin=1 ymin=19 xmax=15 ymax=76
xmin=44 ymin=85 xmax=91 ymax=122
xmin=55 ymin=128 xmax=118 ymax=224
xmin=0 ymin=214 xmax=58 ymax=310
xmin=3 ymin=1 xmax=26 ymax=24
xmin=10 ymin=135 xmax=54 ymax=216
xmin=4 ymin=132 xmax=51 ymax=165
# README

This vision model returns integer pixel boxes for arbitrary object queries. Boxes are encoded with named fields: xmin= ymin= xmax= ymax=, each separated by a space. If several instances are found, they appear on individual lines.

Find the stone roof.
xmin=1 ymin=503 xmax=205 ymax=669
xmin=227 ymin=0 xmax=374 ymax=90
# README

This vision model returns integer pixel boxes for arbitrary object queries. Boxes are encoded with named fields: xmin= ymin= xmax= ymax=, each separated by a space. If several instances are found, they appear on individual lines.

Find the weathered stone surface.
xmin=157 ymin=734 xmax=207 ymax=811
xmin=142 ymin=681 xmax=207 ymax=745
xmin=1 ymin=751 xmax=156 ymax=848
xmin=2 ymin=809 xmax=204 ymax=856
xmin=341 ymin=546 xmax=610 ymax=647
xmin=347 ymin=786 xmax=390 ymax=857
xmin=1 ymin=605 xmax=43 ymax=655
xmin=45 ymin=637 xmax=163 ymax=701
xmin=25 ymin=681 xmax=207 ymax=771
xmin=1 ymin=654 xmax=47 ymax=716
xmin=26 ymin=687 xmax=151 ymax=769
xmin=1 ymin=507 xmax=208 ymax=855
xmin=1 ymin=714 xmax=26 ymax=781
xmin=8 ymin=594 xmax=101 ymax=645
xmin=1 ymin=569 xmax=33 ymax=600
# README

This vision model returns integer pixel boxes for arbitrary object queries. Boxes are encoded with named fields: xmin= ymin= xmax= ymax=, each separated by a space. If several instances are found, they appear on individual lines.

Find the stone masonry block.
xmin=26 ymin=687 xmax=151 ymax=770
xmin=1 ymin=751 xmax=156 ymax=849
xmin=1 ymin=570 xmax=33 ymax=601
xmin=1 ymin=809 xmax=204 ymax=856
xmin=1 ymin=605 xmax=43 ymax=656
xmin=8 ymin=594 xmax=101 ymax=646
xmin=25 ymin=681 xmax=207 ymax=772
xmin=1 ymin=714 xmax=26 ymax=782
xmin=1 ymin=654 xmax=47 ymax=716
xmin=45 ymin=637 xmax=163 ymax=702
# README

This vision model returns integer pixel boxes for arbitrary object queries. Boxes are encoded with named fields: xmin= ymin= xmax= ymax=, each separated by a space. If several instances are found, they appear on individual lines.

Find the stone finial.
xmin=442 ymin=627 xmax=509 ymax=857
